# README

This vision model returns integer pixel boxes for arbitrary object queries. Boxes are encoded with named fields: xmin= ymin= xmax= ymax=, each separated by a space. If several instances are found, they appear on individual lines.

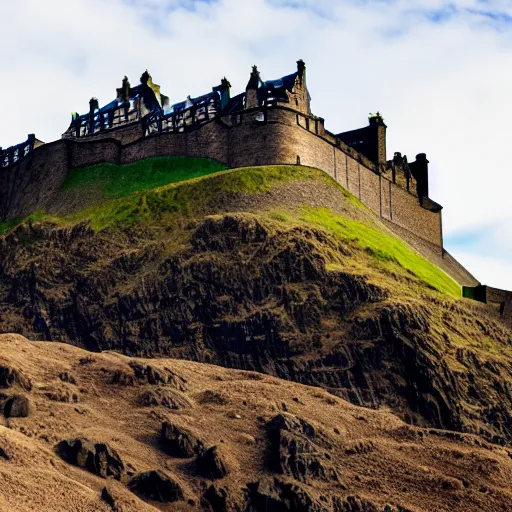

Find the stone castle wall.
xmin=0 ymin=106 xmax=443 ymax=249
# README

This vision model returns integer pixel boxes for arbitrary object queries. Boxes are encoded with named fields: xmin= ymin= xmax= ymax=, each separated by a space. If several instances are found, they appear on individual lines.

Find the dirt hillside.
xmin=1 ymin=333 xmax=512 ymax=512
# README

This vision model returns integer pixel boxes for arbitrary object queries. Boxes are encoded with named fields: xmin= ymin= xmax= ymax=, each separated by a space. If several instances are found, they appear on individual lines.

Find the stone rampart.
xmin=0 ymin=106 xmax=443 ymax=250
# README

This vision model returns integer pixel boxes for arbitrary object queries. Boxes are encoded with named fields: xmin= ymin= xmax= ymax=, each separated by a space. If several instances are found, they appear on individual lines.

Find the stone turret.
xmin=368 ymin=112 xmax=387 ymax=168
xmin=245 ymin=65 xmax=261 ymax=109
xmin=409 ymin=153 xmax=430 ymax=201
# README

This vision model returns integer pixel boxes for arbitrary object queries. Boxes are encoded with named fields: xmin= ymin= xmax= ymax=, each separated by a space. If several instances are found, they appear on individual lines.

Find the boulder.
xmin=128 ymin=470 xmax=184 ymax=503
xmin=57 ymin=437 xmax=125 ymax=480
xmin=196 ymin=446 xmax=229 ymax=480
xmin=161 ymin=421 xmax=204 ymax=458
xmin=0 ymin=366 xmax=31 ymax=391
xmin=4 ymin=395 xmax=30 ymax=418
xmin=202 ymin=485 xmax=230 ymax=512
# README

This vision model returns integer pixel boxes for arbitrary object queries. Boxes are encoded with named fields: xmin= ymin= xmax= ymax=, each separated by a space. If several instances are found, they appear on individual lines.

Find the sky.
xmin=1 ymin=0 xmax=511 ymax=288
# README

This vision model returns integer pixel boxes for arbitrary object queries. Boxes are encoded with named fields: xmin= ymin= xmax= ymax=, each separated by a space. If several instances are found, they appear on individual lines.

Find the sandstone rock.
xmin=161 ymin=421 xmax=204 ymax=458
xmin=137 ymin=388 xmax=192 ymax=410
xmin=128 ymin=470 xmax=184 ymax=503
xmin=196 ymin=446 xmax=229 ymax=479
xmin=4 ymin=395 xmax=30 ymax=418
xmin=57 ymin=437 xmax=125 ymax=480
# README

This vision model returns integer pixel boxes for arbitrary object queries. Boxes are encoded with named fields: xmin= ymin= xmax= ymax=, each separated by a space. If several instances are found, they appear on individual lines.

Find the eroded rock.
xmin=267 ymin=413 xmax=339 ymax=483
xmin=129 ymin=362 xmax=187 ymax=391
xmin=161 ymin=421 xmax=204 ymax=458
xmin=128 ymin=470 xmax=184 ymax=503
xmin=137 ymin=388 xmax=192 ymax=410
xmin=196 ymin=446 xmax=229 ymax=479
xmin=4 ymin=395 xmax=30 ymax=418
xmin=56 ymin=437 xmax=125 ymax=480
xmin=246 ymin=477 xmax=328 ymax=512
xmin=0 ymin=366 xmax=32 ymax=391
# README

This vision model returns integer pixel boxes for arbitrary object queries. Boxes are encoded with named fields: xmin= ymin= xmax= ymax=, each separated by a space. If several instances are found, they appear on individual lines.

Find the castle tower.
xmin=214 ymin=77 xmax=231 ymax=111
xmin=368 ymin=112 xmax=387 ymax=168
xmin=292 ymin=59 xmax=311 ymax=115
xmin=409 ymin=153 xmax=430 ymax=201
xmin=245 ymin=65 xmax=262 ymax=109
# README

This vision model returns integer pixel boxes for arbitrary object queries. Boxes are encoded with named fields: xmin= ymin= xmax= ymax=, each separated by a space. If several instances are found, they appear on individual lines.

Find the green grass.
xmin=298 ymin=207 xmax=461 ymax=297
xmin=62 ymin=157 xmax=227 ymax=200
xmin=0 ymin=217 xmax=24 ymax=236
xmin=61 ymin=165 xmax=328 ymax=231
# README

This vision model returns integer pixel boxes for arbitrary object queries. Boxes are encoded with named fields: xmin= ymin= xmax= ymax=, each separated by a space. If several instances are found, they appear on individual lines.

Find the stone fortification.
xmin=2 ymin=59 xmax=506 ymax=319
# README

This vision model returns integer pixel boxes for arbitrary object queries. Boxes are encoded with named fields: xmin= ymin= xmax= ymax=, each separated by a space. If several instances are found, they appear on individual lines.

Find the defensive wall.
xmin=0 ymin=106 xmax=443 ymax=251
xmin=1 ymin=59 xmax=505 ymax=323
xmin=463 ymin=285 xmax=512 ymax=328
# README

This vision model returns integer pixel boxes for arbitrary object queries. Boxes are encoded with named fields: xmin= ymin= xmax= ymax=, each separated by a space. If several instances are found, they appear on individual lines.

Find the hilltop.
xmin=1 ymin=159 xmax=511 ymax=451
xmin=1 ymin=332 xmax=512 ymax=512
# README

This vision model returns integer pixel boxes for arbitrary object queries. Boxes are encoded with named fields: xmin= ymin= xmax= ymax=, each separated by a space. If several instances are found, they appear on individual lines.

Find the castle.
xmin=0 ymin=60 xmax=510 ymax=325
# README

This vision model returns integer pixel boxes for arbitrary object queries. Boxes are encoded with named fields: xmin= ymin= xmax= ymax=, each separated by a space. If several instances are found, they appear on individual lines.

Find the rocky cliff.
xmin=0 ymin=163 xmax=511 ymax=450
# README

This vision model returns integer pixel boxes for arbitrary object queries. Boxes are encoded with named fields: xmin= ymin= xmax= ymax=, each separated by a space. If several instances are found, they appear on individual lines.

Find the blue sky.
xmin=1 ymin=0 xmax=511 ymax=288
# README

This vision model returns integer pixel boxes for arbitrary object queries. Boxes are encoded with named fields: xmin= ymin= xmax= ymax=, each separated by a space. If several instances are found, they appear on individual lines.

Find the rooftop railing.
xmin=1 ymin=134 xmax=37 ymax=169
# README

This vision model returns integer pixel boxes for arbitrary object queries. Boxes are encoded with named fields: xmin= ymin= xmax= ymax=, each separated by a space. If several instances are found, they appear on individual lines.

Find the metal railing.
xmin=141 ymin=98 xmax=218 ymax=136
xmin=1 ymin=134 xmax=36 ymax=169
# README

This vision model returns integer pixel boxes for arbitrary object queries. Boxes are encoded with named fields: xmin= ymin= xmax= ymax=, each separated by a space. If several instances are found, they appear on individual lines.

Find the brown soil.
xmin=1 ymin=333 xmax=512 ymax=512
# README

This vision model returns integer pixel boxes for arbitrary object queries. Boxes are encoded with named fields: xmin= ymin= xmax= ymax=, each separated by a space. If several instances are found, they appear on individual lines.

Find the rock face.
xmin=1 ymin=214 xmax=512 ymax=445
xmin=161 ymin=421 xmax=204 ymax=458
xmin=267 ymin=413 xmax=339 ymax=483
xmin=196 ymin=446 xmax=229 ymax=480
xmin=56 ymin=437 xmax=126 ymax=480
xmin=3 ymin=394 xmax=30 ymax=418
xmin=128 ymin=470 xmax=184 ymax=503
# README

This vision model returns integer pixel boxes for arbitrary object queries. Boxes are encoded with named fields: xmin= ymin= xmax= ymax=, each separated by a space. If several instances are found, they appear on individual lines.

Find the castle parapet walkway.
xmin=0 ymin=134 xmax=40 ymax=169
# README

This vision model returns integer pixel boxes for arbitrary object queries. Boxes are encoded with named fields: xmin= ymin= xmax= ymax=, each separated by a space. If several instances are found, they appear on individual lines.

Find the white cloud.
xmin=1 ymin=0 xmax=511 ymax=288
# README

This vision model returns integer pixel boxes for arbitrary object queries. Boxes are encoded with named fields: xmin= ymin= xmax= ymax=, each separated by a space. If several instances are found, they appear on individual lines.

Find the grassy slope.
xmin=0 ymin=157 xmax=460 ymax=297
xmin=61 ymin=156 xmax=227 ymax=200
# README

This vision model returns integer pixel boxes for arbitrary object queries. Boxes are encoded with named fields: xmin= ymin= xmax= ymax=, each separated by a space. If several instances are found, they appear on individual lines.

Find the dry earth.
xmin=1 ymin=333 xmax=512 ymax=512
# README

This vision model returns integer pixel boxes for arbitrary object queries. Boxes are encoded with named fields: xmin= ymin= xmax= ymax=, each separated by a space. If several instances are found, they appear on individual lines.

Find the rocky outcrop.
xmin=0 ymin=365 xmax=32 ymax=391
xmin=3 ymin=394 xmax=30 ymax=418
xmin=196 ymin=446 xmax=229 ymax=480
xmin=137 ymin=388 xmax=192 ymax=410
xmin=128 ymin=470 xmax=184 ymax=503
xmin=267 ymin=413 xmax=340 ymax=484
xmin=161 ymin=421 xmax=205 ymax=458
xmin=56 ymin=437 xmax=126 ymax=480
